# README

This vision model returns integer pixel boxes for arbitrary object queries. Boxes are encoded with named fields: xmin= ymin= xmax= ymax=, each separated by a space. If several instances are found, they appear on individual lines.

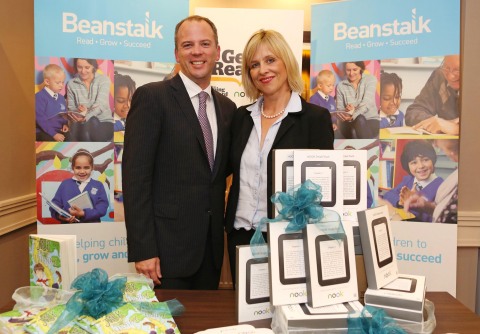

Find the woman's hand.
xmin=345 ymin=104 xmax=355 ymax=112
xmin=337 ymin=112 xmax=353 ymax=122
xmin=68 ymin=112 xmax=86 ymax=123
xmin=404 ymin=193 xmax=435 ymax=214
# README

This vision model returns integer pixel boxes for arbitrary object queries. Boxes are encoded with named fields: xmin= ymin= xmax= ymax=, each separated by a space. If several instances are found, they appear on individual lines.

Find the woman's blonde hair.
xmin=242 ymin=29 xmax=303 ymax=101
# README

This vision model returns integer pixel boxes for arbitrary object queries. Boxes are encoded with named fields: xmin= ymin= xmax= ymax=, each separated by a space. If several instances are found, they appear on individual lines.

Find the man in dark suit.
xmin=122 ymin=15 xmax=236 ymax=289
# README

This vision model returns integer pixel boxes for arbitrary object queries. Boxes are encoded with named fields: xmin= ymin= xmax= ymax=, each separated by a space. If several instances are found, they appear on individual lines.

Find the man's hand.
xmin=135 ymin=257 xmax=162 ymax=286
xmin=413 ymin=116 xmax=459 ymax=135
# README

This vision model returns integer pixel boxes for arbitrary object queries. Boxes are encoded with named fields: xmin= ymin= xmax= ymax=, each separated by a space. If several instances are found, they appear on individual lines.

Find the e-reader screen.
xmin=381 ymin=277 xmax=417 ymax=293
xmin=278 ymin=233 xmax=306 ymax=285
xmin=315 ymin=234 xmax=350 ymax=286
xmin=300 ymin=161 xmax=336 ymax=207
xmin=343 ymin=160 xmax=361 ymax=205
xmin=282 ymin=161 xmax=294 ymax=193
xmin=300 ymin=302 xmax=354 ymax=315
xmin=245 ymin=258 xmax=270 ymax=304
xmin=371 ymin=217 xmax=393 ymax=268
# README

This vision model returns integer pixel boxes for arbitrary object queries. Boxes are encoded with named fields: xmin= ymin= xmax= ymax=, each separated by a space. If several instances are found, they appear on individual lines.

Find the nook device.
xmin=300 ymin=161 xmax=336 ymax=207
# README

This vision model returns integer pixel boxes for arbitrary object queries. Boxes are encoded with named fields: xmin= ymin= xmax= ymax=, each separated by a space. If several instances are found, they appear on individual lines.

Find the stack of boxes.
xmin=235 ymin=150 xmax=428 ymax=333
xmin=358 ymin=206 xmax=427 ymax=324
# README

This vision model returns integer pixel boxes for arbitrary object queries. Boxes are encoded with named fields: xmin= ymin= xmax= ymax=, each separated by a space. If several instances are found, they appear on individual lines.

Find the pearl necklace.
xmin=260 ymin=101 xmax=285 ymax=119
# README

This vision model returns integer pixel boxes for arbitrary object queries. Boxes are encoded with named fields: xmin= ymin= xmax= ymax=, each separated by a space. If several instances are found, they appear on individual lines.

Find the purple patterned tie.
xmin=198 ymin=91 xmax=214 ymax=170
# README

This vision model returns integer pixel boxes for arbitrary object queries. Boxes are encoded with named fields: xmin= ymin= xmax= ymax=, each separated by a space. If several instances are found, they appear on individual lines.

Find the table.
xmin=1 ymin=291 xmax=479 ymax=333
xmin=152 ymin=290 xmax=480 ymax=334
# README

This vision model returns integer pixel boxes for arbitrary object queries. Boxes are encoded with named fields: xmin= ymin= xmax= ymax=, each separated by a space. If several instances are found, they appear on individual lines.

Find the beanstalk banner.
xmin=311 ymin=0 xmax=460 ymax=295
xmin=34 ymin=0 xmax=189 ymax=277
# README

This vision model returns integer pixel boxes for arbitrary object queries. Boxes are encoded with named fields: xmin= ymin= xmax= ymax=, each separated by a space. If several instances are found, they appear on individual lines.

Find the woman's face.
xmin=76 ymin=59 xmax=95 ymax=82
xmin=345 ymin=63 xmax=362 ymax=84
xmin=114 ymin=86 xmax=131 ymax=119
xmin=408 ymin=156 xmax=434 ymax=181
xmin=73 ymin=155 xmax=93 ymax=181
xmin=248 ymin=43 xmax=289 ymax=98
xmin=380 ymin=83 xmax=401 ymax=115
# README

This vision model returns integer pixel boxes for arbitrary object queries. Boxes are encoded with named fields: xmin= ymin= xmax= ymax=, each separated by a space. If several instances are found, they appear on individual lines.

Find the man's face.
xmin=174 ymin=20 xmax=220 ymax=89
xmin=441 ymin=55 xmax=460 ymax=91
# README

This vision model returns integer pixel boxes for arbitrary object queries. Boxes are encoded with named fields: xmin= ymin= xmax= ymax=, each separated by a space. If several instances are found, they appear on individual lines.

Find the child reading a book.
xmin=309 ymin=70 xmax=339 ymax=133
xmin=380 ymin=140 xmax=443 ymax=222
xmin=35 ymin=64 xmax=70 ymax=142
xmin=50 ymin=149 xmax=109 ymax=223
xmin=380 ymin=72 xmax=405 ymax=128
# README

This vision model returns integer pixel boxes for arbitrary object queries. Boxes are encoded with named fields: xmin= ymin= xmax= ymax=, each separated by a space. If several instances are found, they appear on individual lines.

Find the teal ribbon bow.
xmin=250 ymin=180 xmax=344 ymax=257
xmin=347 ymin=305 xmax=407 ymax=333
xmin=47 ymin=268 xmax=127 ymax=334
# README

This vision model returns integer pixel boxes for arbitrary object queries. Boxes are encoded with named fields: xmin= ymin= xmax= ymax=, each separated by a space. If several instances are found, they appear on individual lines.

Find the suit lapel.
xmin=272 ymin=98 xmax=307 ymax=147
xmin=272 ymin=115 xmax=295 ymax=148
xmin=237 ymin=110 xmax=254 ymax=158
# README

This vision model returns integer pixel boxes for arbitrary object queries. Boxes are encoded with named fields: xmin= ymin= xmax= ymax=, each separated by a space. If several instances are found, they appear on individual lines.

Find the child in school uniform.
xmin=310 ymin=69 xmax=339 ymax=134
xmin=113 ymin=71 xmax=136 ymax=142
xmin=35 ymin=64 xmax=70 ymax=142
xmin=379 ymin=72 xmax=405 ymax=128
xmin=381 ymin=140 xmax=443 ymax=222
xmin=50 ymin=149 xmax=109 ymax=223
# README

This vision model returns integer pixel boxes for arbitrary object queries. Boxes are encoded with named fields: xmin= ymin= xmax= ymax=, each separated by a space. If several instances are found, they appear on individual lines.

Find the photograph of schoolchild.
xmin=35 ymin=57 xmax=115 ymax=142
xmin=404 ymin=139 xmax=459 ymax=224
xmin=36 ymin=142 xmax=114 ymax=224
xmin=111 ymin=61 xmax=180 ymax=143
xmin=113 ymin=71 xmax=136 ymax=143
xmin=381 ymin=55 xmax=460 ymax=136
xmin=310 ymin=60 xmax=380 ymax=139
xmin=309 ymin=70 xmax=340 ymax=137
xmin=35 ymin=64 xmax=70 ymax=142
xmin=378 ymin=139 xmax=444 ymax=222
xmin=379 ymin=72 xmax=405 ymax=129
xmin=335 ymin=60 xmax=380 ymax=139
xmin=66 ymin=58 xmax=114 ymax=142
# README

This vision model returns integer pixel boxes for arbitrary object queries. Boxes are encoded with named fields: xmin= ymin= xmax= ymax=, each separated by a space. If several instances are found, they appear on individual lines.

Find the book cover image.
xmin=29 ymin=236 xmax=65 ymax=289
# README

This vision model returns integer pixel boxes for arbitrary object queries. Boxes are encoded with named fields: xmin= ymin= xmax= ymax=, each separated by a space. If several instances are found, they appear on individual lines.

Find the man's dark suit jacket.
xmin=122 ymin=74 xmax=236 ymax=278
xmin=225 ymin=97 xmax=334 ymax=233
